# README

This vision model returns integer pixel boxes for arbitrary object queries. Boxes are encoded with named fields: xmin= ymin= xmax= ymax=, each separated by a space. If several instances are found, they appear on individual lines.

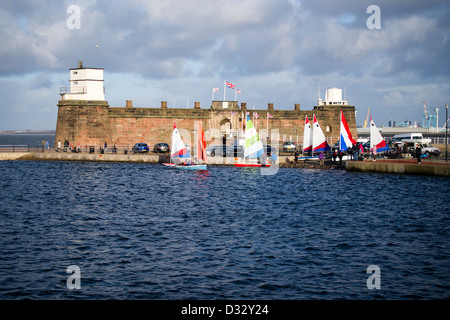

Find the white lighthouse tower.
xmin=317 ymin=87 xmax=348 ymax=106
xmin=60 ymin=61 xmax=105 ymax=101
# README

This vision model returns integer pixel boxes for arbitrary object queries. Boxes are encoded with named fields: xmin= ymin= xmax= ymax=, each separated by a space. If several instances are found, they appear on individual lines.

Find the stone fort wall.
xmin=55 ymin=99 xmax=357 ymax=149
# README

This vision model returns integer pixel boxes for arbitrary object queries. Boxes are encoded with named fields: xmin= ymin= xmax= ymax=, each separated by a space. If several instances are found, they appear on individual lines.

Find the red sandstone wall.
xmin=55 ymin=101 xmax=111 ymax=147
xmin=55 ymin=100 xmax=357 ymax=149
xmin=109 ymin=117 xmax=212 ymax=148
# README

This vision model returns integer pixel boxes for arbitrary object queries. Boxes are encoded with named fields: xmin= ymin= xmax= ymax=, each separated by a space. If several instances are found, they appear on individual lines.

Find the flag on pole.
xmin=236 ymin=89 xmax=241 ymax=93
xmin=226 ymin=82 xmax=235 ymax=89
xmin=267 ymin=113 xmax=273 ymax=119
xmin=254 ymin=112 xmax=259 ymax=119
xmin=212 ymin=88 xmax=219 ymax=101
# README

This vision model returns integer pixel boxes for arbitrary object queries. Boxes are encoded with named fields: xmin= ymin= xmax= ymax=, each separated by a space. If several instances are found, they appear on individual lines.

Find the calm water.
xmin=0 ymin=134 xmax=55 ymax=148
xmin=0 ymin=160 xmax=448 ymax=300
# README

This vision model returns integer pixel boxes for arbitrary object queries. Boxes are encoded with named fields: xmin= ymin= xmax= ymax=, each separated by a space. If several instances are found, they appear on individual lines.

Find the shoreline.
xmin=1 ymin=152 xmax=449 ymax=176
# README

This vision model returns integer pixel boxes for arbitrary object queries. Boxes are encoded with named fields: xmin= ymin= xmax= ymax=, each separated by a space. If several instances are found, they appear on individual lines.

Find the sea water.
xmin=0 ymin=160 xmax=448 ymax=299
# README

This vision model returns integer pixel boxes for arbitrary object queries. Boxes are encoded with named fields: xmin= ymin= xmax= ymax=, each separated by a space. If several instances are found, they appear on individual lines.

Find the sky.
xmin=0 ymin=0 xmax=449 ymax=131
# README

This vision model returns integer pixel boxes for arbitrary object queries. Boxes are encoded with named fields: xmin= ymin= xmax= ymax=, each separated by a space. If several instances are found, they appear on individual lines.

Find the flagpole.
xmin=212 ymin=89 xmax=214 ymax=101
xmin=223 ymin=80 xmax=226 ymax=101
xmin=234 ymin=88 xmax=237 ymax=101
xmin=339 ymin=110 xmax=342 ymax=151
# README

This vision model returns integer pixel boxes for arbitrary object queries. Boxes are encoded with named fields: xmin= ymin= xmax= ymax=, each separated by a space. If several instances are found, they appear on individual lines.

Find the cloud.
xmin=0 ymin=0 xmax=449 ymax=130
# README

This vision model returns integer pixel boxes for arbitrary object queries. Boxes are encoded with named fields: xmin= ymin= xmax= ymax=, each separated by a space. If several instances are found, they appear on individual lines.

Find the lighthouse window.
xmin=73 ymin=71 xmax=78 ymax=74
xmin=74 ymin=81 xmax=78 ymax=85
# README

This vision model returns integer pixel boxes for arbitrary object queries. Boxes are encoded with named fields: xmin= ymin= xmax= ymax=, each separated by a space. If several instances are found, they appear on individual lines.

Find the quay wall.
xmin=22 ymin=152 xmax=170 ymax=163
xmin=0 ymin=153 xmax=33 ymax=160
xmin=2 ymin=153 xmax=449 ymax=176
xmin=345 ymin=161 xmax=450 ymax=177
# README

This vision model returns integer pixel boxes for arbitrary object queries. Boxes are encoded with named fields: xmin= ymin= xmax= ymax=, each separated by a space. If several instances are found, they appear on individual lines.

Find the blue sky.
xmin=0 ymin=0 xmax=449 ymax=130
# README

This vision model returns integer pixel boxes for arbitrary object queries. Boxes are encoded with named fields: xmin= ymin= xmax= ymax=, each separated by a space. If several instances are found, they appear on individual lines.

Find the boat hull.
xmin=235 ymin=163 xmax=271 ymax=167
xmin=174 ymin=164 xmax=207 ymax=170
xmin=162 ymin=163 xmax=175 ymax=167
xmin=163 ymin=163 xmax=207 ymax=170
xmin=298 ymin=156 xmax=319 ymax=161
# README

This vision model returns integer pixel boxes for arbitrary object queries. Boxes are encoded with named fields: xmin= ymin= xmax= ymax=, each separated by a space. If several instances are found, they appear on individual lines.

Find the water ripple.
xmin=0 ymin=161 xmax=449 ymax=299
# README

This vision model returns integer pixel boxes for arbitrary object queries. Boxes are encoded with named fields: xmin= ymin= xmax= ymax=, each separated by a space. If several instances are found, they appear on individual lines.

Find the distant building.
xmin=59 ymin=61 xmax=105 ymax=101
xmin=317 ymin=87 xmax=348 ymax=106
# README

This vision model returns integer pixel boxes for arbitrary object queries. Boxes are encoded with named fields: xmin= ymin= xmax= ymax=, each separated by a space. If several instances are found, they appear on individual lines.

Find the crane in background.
xmin=422 ymin=101 xmax=437 ymax=128
xmin=363 ymin=107 xmax=370 ymax=128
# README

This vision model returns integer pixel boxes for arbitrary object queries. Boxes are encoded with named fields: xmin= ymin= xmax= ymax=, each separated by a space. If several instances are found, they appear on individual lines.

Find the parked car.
xmin=153 ymin=143 xmax=170 ymax=153
xmin=232 ymin=145 xmax=276 ymax=157
xmin=131 ymin=143 xmax=149 ymax=153
xmin=206 ymin=145 xmax=229 ymax=157
xmin=404 ymin=142 xmax=441 ymax=156
xmin=232 ymin=145 xmax=244 ymax=157
xmin=422 ymin=144 xmax=441 ymax=156
xmin=263 ymin=145 xmax=276 ymax=155
xmin=283 ymin=141 xmax=296 ymax=153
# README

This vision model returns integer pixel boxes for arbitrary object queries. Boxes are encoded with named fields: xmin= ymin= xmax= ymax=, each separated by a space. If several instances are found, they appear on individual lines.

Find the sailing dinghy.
xmin=369 ymin=116 xmax=390 ymax=153
xmin=163 ymin=122 xmax=208 ymax=170
xmin=235 ymin=113 xmax=271 ymax=167
xmin=297 ymin=114 xmax=319 ymax=161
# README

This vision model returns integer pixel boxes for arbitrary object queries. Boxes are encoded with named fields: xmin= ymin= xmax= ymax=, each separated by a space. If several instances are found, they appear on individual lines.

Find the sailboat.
xmin=163 ymin=122 xmax=208 ymax=170
xmin=369 ymin=116 xmax=390 ymax=153
xmin=312 ymin=114 xmax=331 ymax=154
xmin=337 ymin=110 xmax=357 ymax=161
xmin=297 ymin=114 xmax=319 ymax=161
xmin=339 ymin=110 xmax=357 ymax=152
xmin=235 ymin=113 xmax=271 ymax=167
xmin=302 ymin=115 xmax=312 ymax=154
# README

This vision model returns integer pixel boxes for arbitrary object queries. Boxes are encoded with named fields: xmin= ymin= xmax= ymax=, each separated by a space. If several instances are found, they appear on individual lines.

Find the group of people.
xmin=292 ymin=142 xmax=365 ymax=166
xmin=55 ymin=140 xmax=118 ymax=154
xmin=390 ymin=142 xmax=425 ymax=163
xmin=41 ymin=139 xmax=50 ymax=150
xmin=56 ymin=139 xmax=80 ymax=153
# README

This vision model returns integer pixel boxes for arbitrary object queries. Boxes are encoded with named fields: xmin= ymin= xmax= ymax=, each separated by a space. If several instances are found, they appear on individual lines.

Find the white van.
xmin=392 ymin=133 xmax=431 ymax=147
xmin=392 ymin=133 xmax=423 ymax=142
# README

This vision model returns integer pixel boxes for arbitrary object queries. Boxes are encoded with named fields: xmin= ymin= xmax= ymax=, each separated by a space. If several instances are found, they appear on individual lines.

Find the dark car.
xmin=232 ymin=145 xmax=276 ymax=157
xmin=283 ymin=141 xmax=296 ymax=153
xmin=153 ymin=143 xmax=170 ymax=153
xmin=263 ymin=145 xmax=276 ymax=155
xmin=131 ymin=143 xmax=149 ymax=153
xmin=206 ymin=145 xmax=229 ymax=157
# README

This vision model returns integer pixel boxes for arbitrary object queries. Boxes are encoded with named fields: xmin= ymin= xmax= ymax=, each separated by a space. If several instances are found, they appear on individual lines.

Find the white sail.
xmin=312 ymin=114 xmax=330 ymax=153
xmin=370 ymin=117 xmax=390 ymax=152
xmin=171 ymin=123 xmax=190 ymax=159
xmin=302 ymin=115 xmax=312 ymax=153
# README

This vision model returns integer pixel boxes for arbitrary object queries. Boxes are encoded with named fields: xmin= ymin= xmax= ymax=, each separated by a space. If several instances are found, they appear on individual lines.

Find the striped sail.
xmin=370 ymin=117 xmax=390 ymax=152
xmin=340 ymin=110 xmax=357 ymax=151
xmin=302 ymin=115 xmax=312 ymax=153
xmin=244 ymin=113 xmax=264 ymax=158
xmin=312 ymin=114 xmax=331 ymax=153
xmin=171 ymin=123 xmax=190 ymax=159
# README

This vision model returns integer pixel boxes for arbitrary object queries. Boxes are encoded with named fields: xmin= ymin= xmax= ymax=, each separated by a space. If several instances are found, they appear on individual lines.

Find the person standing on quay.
xmin=416 ymin=145 xmax=422 ymax=164
xmin=332 ymin=148 xmax=337 ymax=164
xmin=57 ymin=140 xmax=61 ymax=152
xmin=319 ymin=151 xmax=324 ymax=166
